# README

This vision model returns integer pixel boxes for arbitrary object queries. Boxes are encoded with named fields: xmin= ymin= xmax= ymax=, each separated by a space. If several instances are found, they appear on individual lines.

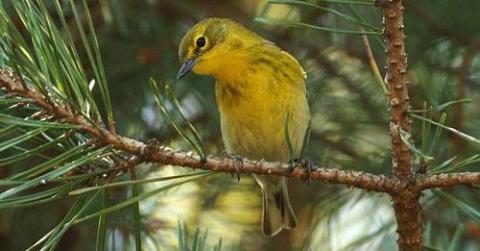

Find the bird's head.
xmin=177 ymin=18 xmax=262 ymax=80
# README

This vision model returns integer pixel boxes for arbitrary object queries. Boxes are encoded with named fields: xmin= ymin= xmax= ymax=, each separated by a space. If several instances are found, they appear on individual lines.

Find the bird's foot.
xmin=290 ymin=158 xmax=315 ymax=185
xmin=286 ymin=160 xmax=296 ymax=173
xmin=143 ymin=138 xmax=163 ymax=157
xmin=226 ymin=154 xmax=243 ymax=182
xmin=146 ymin=138 xmax=162 ymax=147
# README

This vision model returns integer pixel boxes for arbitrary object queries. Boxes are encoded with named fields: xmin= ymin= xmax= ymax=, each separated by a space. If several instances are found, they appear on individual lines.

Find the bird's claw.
xmin=286 ymin=160 xmax=296 ymax=173
xmin=292 ymin=158 xmax=315 ymax=185
xmin=301 ymin=159 xmax=315 ymax=185
xmin=146 ymin=138 xmax=162 ymax=148
xmin=227 ymin=154 xmax=243 ymax=182
xmin=144 ymin=138 xmax=163 ymax=156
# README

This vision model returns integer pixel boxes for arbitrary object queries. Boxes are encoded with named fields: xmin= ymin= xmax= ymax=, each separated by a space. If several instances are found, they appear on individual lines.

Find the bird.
xmin=177 ymin=18 xmax=310 ymax=237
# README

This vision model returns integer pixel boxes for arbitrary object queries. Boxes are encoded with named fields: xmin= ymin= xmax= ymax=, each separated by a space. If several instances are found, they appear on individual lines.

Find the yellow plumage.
xmin=177 ymin=18 xmax=310 ymax=236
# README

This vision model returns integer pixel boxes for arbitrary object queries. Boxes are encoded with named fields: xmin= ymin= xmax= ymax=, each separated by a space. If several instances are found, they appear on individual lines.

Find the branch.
xmin=1 ymin=68 xmax=480 ymax=197
xmin=0 ymin=69 xmax=397 ymax=193
xmin=383 ymin=1 xmax=421 ymax=250
xmin=384 ymin=1 xmax=412 ymax=181
xmin=416 ymin=172 xmax=480 ymax=191
xmin=144 ymin=144 xmax=402 ymax=193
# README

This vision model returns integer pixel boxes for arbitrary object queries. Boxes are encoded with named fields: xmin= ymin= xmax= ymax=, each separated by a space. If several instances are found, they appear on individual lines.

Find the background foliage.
xmin=0 ymin=0 xmax=479 ymax=250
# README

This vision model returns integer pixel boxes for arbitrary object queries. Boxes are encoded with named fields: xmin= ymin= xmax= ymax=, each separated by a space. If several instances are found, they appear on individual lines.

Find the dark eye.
xmin=196 ymin=37 xmax=206 ymax=48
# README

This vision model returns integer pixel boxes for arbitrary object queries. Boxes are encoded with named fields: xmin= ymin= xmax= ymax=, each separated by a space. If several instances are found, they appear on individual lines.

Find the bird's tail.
xmin=261 ymin=180 xmax=297 ymax=237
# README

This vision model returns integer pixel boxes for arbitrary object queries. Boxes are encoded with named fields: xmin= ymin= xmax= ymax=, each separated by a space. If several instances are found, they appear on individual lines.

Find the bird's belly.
xmin=215 ymin=76 xmax=310 ymax=162
xmin=221 ymin=113 xmax=285 ymax=161
xmin=221 ymin=116 xmax=286 ymax=161
xmin=219 ymin=99 xmax=309 ymax=162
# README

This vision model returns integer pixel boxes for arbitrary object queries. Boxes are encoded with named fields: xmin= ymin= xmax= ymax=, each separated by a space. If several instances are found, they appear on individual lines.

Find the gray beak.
xmin=177 ymin=58 xmax=197 ymax=80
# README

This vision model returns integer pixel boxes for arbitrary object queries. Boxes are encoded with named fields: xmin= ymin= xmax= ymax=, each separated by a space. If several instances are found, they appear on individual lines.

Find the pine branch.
xmin=416 ymin=172 xmax=480 ymax=191
xmin=382 ymin=0 xmax=420 ymax=250
xmin=2 ymin=69 xmax=479 ymax=198
xmin=0 ymin=69 xmax=396 ymax=192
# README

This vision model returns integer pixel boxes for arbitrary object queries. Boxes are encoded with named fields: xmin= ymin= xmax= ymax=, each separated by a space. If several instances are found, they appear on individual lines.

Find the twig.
xmin=416 ymin=172 xmax=480 ymax=191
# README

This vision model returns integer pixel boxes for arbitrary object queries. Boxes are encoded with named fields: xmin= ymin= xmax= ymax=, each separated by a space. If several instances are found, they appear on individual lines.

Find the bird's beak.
xmin=177 ymin=58 xmax=197 ymax=80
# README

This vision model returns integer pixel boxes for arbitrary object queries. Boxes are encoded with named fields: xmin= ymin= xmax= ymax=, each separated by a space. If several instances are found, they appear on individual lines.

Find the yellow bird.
xmin=177 ymin=18 xmax=310 ymax=237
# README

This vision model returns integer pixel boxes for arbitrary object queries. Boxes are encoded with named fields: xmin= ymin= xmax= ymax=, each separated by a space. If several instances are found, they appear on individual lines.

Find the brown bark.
xmin=384 ymin=0 xmax=412 ymax=181
xmin=416 ymin=172 xmax=480 ymax=191
xmin=392 ymin=191 xmax=422 ymax=250
xmin=383 ymin=0 xmax=422 ymax=250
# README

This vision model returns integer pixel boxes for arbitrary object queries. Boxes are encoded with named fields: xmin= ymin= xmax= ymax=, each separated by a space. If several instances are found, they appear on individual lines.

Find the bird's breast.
xmin=215 ymin=78 xmax=309 ymax=162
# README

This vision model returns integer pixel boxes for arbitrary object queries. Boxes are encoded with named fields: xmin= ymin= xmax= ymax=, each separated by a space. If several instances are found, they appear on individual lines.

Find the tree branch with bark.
xmin=1 ymin=69 xmax=479 ymax=195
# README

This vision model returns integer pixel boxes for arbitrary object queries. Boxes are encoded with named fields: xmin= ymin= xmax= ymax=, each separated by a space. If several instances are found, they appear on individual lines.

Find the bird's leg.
xmin=286 ymin=159 xmax=296 ymax=173
xmin=290 ymin=158 xmax=315 ymax=185
xmin=143 ymin=138 xmax=163 ymax=157
xmin=231 ymin=154 xmax=244 ymax=182
xmin=146 ymin=138 xmax=162 ymax=147
xmin=301 ymin=159 xmax=315 ymax=184
xmin=222 ymin=152 xmax=244 ymax=182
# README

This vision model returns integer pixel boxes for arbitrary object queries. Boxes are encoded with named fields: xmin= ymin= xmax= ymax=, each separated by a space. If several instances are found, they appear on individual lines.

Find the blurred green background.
xmin=1 ymin=0 xmax=480 ymax=250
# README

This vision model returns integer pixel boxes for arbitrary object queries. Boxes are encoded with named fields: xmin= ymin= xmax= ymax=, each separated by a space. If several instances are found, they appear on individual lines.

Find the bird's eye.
xmin=196 ymin=37 xmax=206 ymax=48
